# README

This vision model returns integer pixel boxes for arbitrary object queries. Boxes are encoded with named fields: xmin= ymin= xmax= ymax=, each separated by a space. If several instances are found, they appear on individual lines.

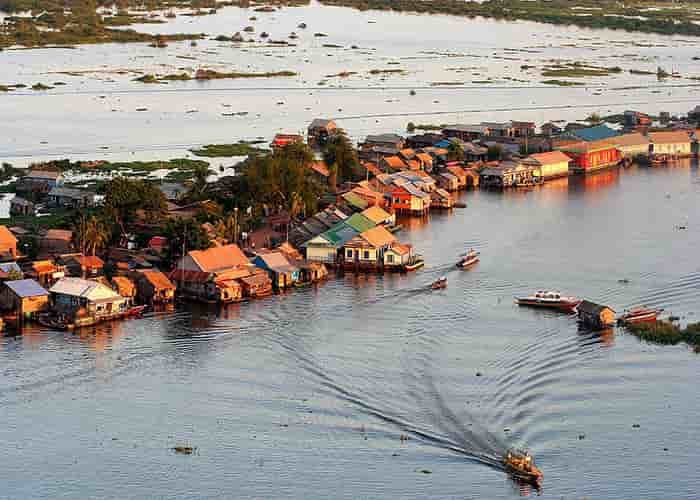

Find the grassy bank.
xmin=625 ymin=321 xmax=700 ymax=350
xmin=318 ymin=0 xmax=700 ymax=37
xmin=190 ymin=142 xmax=268 ymax=157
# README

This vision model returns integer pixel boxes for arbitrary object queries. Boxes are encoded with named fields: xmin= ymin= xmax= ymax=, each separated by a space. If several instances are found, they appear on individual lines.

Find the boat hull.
xmin=457 ymin=257 xmax=479 ymax=269
xmin=516 ymin=298 xmax=580 ymax=312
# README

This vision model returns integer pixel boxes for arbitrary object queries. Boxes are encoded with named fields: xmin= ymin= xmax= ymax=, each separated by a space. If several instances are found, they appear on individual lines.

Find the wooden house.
xmin=50 ymin=277 xmax=127 ymax=324
xmin=0 ymin=262 xmax=22 ymax=281
xmin=479 ymin=161 xmax=542 ymax=189
xmin=40 ymin=229 xmax=73 ymax=257
xmin=541 ymin=122 xmax=563 ymax=137
xmin=10 ymin=196 xmax=35 ymax=216
xmin=63 ymin=254 xmax=104 ymax=279
xmin=16 ymin=170 xmax=63 ymax=197
xmin=649 ymin=131 xmax=692 ymax=157
xmin=362 ymin=133 xmax=405 ymax=151
xmin=47 ymin=187 xmax=97 ymax=209
xmin=444 ymin=165 xmax=468 ymax=189
xmin=405 ymin=133 xmax=444 ymax=149
xmin=253 ymin=250 xmax=300 ymax=289
xmin=577 ymin=300 xmax=615 ymax=330
xmin=511 ymin=121 xmax=536 ymax=137
xmin=482 ymin=121 xmax=516 ymax=138
xmin=0 ymin=226 xmax=18 ymax=261
xmin=0 ymin=279 xmax=49 ymax=319
xmin=390 ymin=184 xmax=430 ymax=216
xmin=430 ymin=188 xmax=453 ymax=209
xmin=111 ymin=276 xmax=137 ymax=306
xmin=521 ymin=151 xmax=571 ymax=180
xmin=24 ymin=260 xmax=66 ymax=288
xmin=598 ymin=133 xmax=650 ymax=160
xmin=379 ymin=155 xmax=407 ymax=172
xmin=307 ymin=118 xmax=338 ymax=147
xmin=303 ymin=222 xmax=359 ymax=264
xmin=178 ymin=244 xmax=250 ymax=274
xmin=557 ymin=141 xmax=622 ymax=174
xmin=239 ymin=269 xmax=273 ymax=298
xmin=342 ymin=225 xmax=397 ymax=270
xmin=437 ymin=172 xmax=460 ymax=192
xmin=168 ymin=269 xmax=242 ymax=303
xmin=360 ymin=206 xmax=396 ymax=227
xmin=442 ymin=124 xmax=488 ymax=142
xmin=135 ymin=269 xmax=176 ymax=304
xmin=383 ymin=243 xmax=413 ymax=269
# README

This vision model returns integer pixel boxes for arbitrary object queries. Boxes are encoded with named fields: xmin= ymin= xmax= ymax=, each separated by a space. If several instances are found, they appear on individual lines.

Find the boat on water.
xmin=124 ymin=305 xmax=147 ymax=317
xmin=431 ymin=276 xmax=448 ymax=289
xmin=456 ymin=249 xmax=480 ymax=269
xmin=504 ymin=449 xmax=543 ymax=486
xmin=617 ymin=307 xmax=662 ymax=325
xmin=515 ymin=291 xmax=581 ymax=312
xmin=404 ymin=256 xmax=425 ymax=271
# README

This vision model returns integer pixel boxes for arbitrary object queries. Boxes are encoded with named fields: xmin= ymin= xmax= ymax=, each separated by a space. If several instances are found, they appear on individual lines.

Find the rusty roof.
xmin=140 ymin=269 xmax=176 ymax=289
xmin=525 ymin=151 xmax=572 ymax=165
xmin=359 ymin=225 xmax=396 ymax=248
xmin=648 ymin=130 xmax=691 ymax=144
xmin=71 ymin=255 xmax=104 ymax=268
xmin=382 ymin=156 xmax=406 ymax=170
xmin=188 ymin=244 xmax=249 ymax=273
xmin=0 ymin=225 xmax=18 ymax=246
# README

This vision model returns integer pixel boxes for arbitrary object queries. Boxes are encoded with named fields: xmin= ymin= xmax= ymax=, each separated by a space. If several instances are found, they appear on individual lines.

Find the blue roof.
xmin=5 ymin=279 xmax=48 ymax=298
xmin=434 ymin=139 xmax=451 ymax=148
xmin=573 ymin=124 xmax=619 ymax=142
xmin=0 ymin=262 xmax=21 ymax=274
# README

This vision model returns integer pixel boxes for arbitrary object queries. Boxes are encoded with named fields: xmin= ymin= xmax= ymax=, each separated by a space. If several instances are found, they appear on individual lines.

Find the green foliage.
xmin=323 ymin=130 xmax=361 ymax=183
xmin=72 ymin=213 xmax=111 ymax=256
xmin=447 ymin=141 xmax=464 ymax=161
xmin=103 ymin=177 xmax=167 ymax=236
xmin=625 ymin=321 xmax=700 ymax=348
xmin=487 ymin=144 xmax=503 ymax=161
xmin=189 ymin=142 xmax=268 ymax=157
xmin=163 ymin=217 xmax=211 ymax=267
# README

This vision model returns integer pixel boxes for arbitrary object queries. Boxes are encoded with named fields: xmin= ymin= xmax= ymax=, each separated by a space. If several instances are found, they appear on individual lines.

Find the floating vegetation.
xmin=625 ymin=321 xmax=700 ymax=349
xmin=194 ymin=69 xmax=297 ymax=80
xmin=189 ymin=142 xmax=268 ymax=157
xmin=541 ymin=79 xmax=585 ymax=86
xmin=369 ymin=68 xmax=406 ymax=75
xmin=541 ymin=63 xmax=622 ymax=78
xmin=30 ymin=82 xmax=53 ymax=90
xmin=629 ymin=69 xmax=655 ymax=75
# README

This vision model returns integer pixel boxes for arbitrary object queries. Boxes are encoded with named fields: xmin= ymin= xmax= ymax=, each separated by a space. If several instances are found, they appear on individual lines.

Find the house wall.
xmin=305 ymin=245 xmax=337 ymax=264
xmin=619 ymin=144 xmax=649 ymax=158
xmin=539 ymin=161 xmax=570 ymax=179
xmin=652 ymin=142 xmax=691 ymax=156
xmin=20 ymin=295 xmax=49 ymax=316
xmin=384 ymin=250 xmax=408 ymax=266
xmin=345 ymin=247 xmax=378 ymax=263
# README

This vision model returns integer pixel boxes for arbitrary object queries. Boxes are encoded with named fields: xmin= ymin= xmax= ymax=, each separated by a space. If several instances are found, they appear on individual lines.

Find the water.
xmin=1 ymin=163 xmax=699 ymax=498
xmin=3 ymin=2 xmax=700 ymax=166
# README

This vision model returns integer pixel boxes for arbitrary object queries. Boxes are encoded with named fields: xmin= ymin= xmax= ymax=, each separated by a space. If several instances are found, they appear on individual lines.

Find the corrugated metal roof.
xmin=321 ymin=222 xmax=360 ymax=246
xmin=5 ymin=279 xmax=48 ymax=298
xmin=0 ymin=262 xmax=21 ymax=274
xmin=345 ymin=213 xmax=376 ymax=233
xmin=50 ymin=277 xmax=121 ymax=301
xmin=572 ymin=124 xmax=619 ymax=142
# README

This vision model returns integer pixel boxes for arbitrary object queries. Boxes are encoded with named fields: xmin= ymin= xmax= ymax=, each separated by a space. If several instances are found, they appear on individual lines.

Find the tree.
xmin=6 ymin=269 xmax=22 ymax=280
xmin=72 ymin=213 xmax=111 ymax=256
xmin=214 ymin=213 xmax=240 ymax=243
xmin=189 ymin=162 xmax=214 ymax=200
xmin=447 ymin=141 xmax=465 ymax=161
xmin=163 ymin=218 xmax=211 ymax=268
xmin=103 ymin=177 xmax=167 ymax=238
xmin=586 ymin=112 xmax=602 ymax=125
xmin=487 ymin=144 xmax=503 ymax=161
xmin=323 ymin=130 xmax=360 ymax=183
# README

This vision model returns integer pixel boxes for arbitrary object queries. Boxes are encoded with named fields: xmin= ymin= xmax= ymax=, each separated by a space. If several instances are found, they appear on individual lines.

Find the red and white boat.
xmin=457 ymin=249 xmax=480 ymax=269
xmin=515 ymin=291 xmax=581 ymax=312
xmin=617 ymin=307 xmax=662 ymax=325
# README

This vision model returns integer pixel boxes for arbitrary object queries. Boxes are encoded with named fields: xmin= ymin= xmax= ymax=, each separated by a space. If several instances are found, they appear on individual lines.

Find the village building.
xmin=178 ymin=244 xmax=250 ymax=274
xmin=430 ymin=188 xmax=453 ymax=209
xmin=47 ymin=187 xmax=97 ymax=209
xmin=379 ymin=155 xmax=407 ymax=172
xmin=361 ymin=133 xmax=405 ymax=151
xmin=0 ymin=262 xmax=22 ymax=281
xmin=23 ymin=260 xmax=65 ymax=288
xmin=0 ymin=225 xmax=18 ymax=261
xmin=511 ymin=121 xmax=536 ymax=137
xmin=10 ymin=196 xmax=35 ymax=216
xmin=597 ymin=132 xmax=650 ymax=160
xmin=169 ymin=268 xmax=242 ymax=303
xmin=148 ymin=236 xmax=168 ymax=254
xmin=648 ymin=131 xmax=692 ymax=157
xmin=252 ymin=250 xmax=300 ymax=289
xmin=444 ymin=165 xmax=468 ymax=189
xmin=110 ymin=276 xmax=137 ymax=306
xmin=390 ymin=183 xmax=431 ymax=216
xmin=360 ymin=205 xmax=396 ymax=227
xmin=436 ymin=171 xmax=460 ymax=192
xmin=414 ymin=152 xmax=434 ymax=171
xmin=135 ymin=269 xmax=176 ymax=304
xmin=479 ymin=161 xmax=542 ymax=189
xmin=307 ymin=118 xmax=338 ymax=147
xmin=569 ymin=124 xmax=619 ymax=142
xmin=521 ymin=151 xmax=571 ymax=180
xmin=344 ymin=213 xmax=376 ymax=234
xmin=342 ymin=225 xmax=397 ymax=270
xmin=405 ymin=133 xmax=444 ymax=149
xmin=482 ymin=122 xmax=516 ymax=138
xmin=0 ymin=279 xmax=49 ymax=319
xmin=577 ymin=300 xmax=616 ymax=330
xmin=49 ymin=277 xmax=127 ymax=325
xmin=541 ymin=122 xmax=563 ymax=137
xmin=558 ymin=141 xmax=622 ymax=174
xmin=339 ymin=191 xmax=369 ymax=212
xmin=16 ymin=170 xmax=63 ymax=197
xmin=271 ymin=133 xmax=304 ymax=149
xmin=623 ymin=110 xmax=652 ymax=129
xmin=398 ymin=148 xmax=416 ymax=162
xmin=383 ymin=243 xmax=414 ymax=269
xmin=63 ymin=254 xmax=104 ymax=278
xmin=442 ymin=124 xmax=488 ymax=142
xmin=345 ymin=185 xmax=387 ymax=209
xmin=157 ymin=182 xmax=187 ymax=202
xmin=39 ymin=229 xmax=73 ymax=257
xmin=238 ymin=270 xmax=274 ymax=298
xmin=303 ymin=222 xmax=359 ymax=264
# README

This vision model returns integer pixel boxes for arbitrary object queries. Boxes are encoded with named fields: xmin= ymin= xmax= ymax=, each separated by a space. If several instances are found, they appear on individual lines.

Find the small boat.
xmin=404 ymin=256 xmax=425 ymax=271
xmin=617 ymin=307 xmax=662 ymax=325
xmin=457 ymin=249 xmax=479 ymax=269
xmin=431 ymin=276 xmax=448 ymax=289
xmin=515 ymin=291 xmax=581 ymax=312
xmin=124 ymin=305 xmax=147 ymax=317
xmin=504 ymin=449 xmax=543 ymax=486
xmin=36 ymin=313 xmax=74 ymax=331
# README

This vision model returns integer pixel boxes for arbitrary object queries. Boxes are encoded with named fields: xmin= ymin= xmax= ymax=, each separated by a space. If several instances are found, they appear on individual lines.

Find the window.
xmin=346 ymin=249 xmax=353 ymax=258
xmin=363 ymin=250 xmax=370 ymax=260
xmin=387 ymin=254 xmax=394 ymax=263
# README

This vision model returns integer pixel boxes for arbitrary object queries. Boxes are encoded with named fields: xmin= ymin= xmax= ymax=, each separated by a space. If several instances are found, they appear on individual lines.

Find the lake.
xmin=2 ymin=1 xmax=700 ymax=166
xmin=1 ymin=162 xmax=699 ymax=499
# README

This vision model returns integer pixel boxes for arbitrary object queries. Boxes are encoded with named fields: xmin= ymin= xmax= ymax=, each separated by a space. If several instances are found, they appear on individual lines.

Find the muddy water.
xmin=3 ymin=2 xmax=700 ymax=166
xmin=1 ymin=162 xmax=698 ymax=498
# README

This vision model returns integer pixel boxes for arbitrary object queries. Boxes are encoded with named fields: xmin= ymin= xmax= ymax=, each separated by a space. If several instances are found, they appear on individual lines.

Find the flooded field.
xmin=3 ymin=1 xmax=700 ymax=166
xmin=1 ymin=163 xmax=699 ymax=498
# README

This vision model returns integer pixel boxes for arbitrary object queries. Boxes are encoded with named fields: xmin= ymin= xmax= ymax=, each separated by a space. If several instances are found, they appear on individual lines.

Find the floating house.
xmin=383 ymin=243 xmax=414 ymax=269
xmin=342 ymin=225 xmax=397 ymax=270
xmin=598 ymin=132 xmax=650 ymax=159
xmin=0 ymin=279 xmax=49 ymax=319
xmin=648 ymin=131 xmax=692 ymax=157
xmin=16 ymin=170 xmax=63 ymax=196
xmin=430 ymin=188 xmax=453 ymax=209
xmin=10 ymin=196 xmax=35 ymax=216
xmin=521 ymin=151 xmax=571 ymax=180
xmin=577 ymin=300 xmax=616 ymax=330
xmin=63 ymin=254 xmax=104 ymax=279
xmin=569 ymin=124 xmax=619 ymax=142
xmin=558 ymin=141 xmax=622 ymax=174
xmin=253 ymin=250 xmax=300 ymax=289
xmin=442 ymin=124 xmax=488 ymax=142
xmin=360 ymin=206 xmax=396 ymax=227
xmin=479 ymin=161 xmax=542 ymax=189
xmin=390 ymin=184 xmax=431 ymax=216
xmin=40 ymin=229 xmax=73 ymax=257
xmin=47 ymin=187 xmax=98 ymax=209
xmin=304 ymin=222 xmax=359 ymax=264
xmin=50 ymin=277 xmax=127 ymax=326
xmin=307 ymin=118 xmax=337 ymax=147
xmin=24 ymin=260 xmax=65 ymax=288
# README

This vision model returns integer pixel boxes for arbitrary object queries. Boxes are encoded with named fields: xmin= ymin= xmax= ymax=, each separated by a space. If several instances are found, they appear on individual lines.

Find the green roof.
xmin=320 ymin=222 xmax=359 ymax=246
xmin=341 ymin=191 xmax=369 ymax=210
xmin=344 ymin=213 xmax=376 ymax=233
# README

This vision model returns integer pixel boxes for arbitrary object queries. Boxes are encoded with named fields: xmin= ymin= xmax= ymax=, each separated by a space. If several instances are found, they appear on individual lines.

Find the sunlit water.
xmin=3 ymin=2 xmax=700 ymax=166
xmin=1 ymin=163 xmax=699 ymax=498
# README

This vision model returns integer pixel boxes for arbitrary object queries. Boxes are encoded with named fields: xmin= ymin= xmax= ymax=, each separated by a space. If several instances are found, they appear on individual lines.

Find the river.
xmin=1 ymin=162 xmax=699 ymax=499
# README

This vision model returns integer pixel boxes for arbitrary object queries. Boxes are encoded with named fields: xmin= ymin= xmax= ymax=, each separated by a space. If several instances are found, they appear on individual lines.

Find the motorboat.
xmin=431 ymin=276 xmax=448 ymax=289
xmin=515 ymin=291 xmax=581 ymax=312
xmin=504 ymin=449 xmax=543 ymax=486
xmin=457 ymin=249 xmax=480 ymax=269
xmin=617 ymin=307 xmax=662 ymax=325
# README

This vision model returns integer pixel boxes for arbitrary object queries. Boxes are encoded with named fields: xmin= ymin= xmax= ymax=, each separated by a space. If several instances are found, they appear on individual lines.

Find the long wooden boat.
xmin=404 ymin=257 xmax=425 ymax=271
xmin=430 ymin=277 xmax=448 ymax=290
xmin=456 ymin=250 xmax=480 ymax=269
xmin=504 ymin=449 xmax=543 ymax=486
xmin=515 ymin=291 xmax=581 ymax=312
xmin=124 ymin=305 xmax=147 ymax=317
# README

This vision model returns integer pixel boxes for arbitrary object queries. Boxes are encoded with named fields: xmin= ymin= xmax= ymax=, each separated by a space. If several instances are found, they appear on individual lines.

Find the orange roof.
xmin=73 ymin=255 xmax=104 ymax=268
xmin=399 ymin=148 xmax=415 ymax=158
xmin=598 ymin=132 xmax=649 ymax=148
xmin=526 ymin=151 xmax=572 ymax=165
xmin=30 ymin=260 xmax=57 ymax=274
xmin=351 ymin=186 xmax=384 ymax=203
xmin=310 ymin=160 xmax=330 ymax=177
xmin=139 ymin=269 xmax=176 ymax=290
xmin=413 ymin=170 xmax=431 ymax=178
xmin=361 ymin=205 xmax=392 ymax=224
xmin=111 ymin=276 xmax=136 ymax=296
xmin=362 ymin=161 xmax=382 ymax=176
xmin=446 ymin=165 xmax=467 ymax=177
xmin=415 ymin=153 xmax=433 ymax=165
xmin=0 ymin=225 xmax=18 ymax=246
xmin=382 ymin=156 xmax=406 ymax=170
xmin=277 ymin=241 xmax=303 ymax=261
xmin=188 ymin=244 xmax=249 ymax=273
xmin=44 ymin=229 xmax=73 ymax=241
xmin=648 ymin=130 xmax=691 ymax=145
xmin=406 ymin=160 xmax=421 ymax=171
xmin=389 ymin=242 xmax=412 ymax=255
xmin=359 ymin=225 xmax=396 ymax=248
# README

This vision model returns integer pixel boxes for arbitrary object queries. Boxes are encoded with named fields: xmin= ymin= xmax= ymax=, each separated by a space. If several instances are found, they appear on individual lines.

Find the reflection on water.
xmin=1 ymin=164 xmax=700 ymax=498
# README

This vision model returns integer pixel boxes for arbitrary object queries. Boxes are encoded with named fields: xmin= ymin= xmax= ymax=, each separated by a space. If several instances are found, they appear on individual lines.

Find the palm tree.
xmin=190 ymin=163 xmax=214 ymax=199
xmin=447 ymin=141 xmax=465 ymax=162
xmin=73 ymin=214 xmax=110 ymax=256
xmin=214 ymin=214 xmax=238 ymax=243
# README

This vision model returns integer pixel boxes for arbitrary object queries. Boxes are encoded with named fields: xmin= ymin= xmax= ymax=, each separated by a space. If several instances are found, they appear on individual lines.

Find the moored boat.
xmin=456 ymin=249 xmax=479 ymax=269
xmin=431 ymin=276 xmax=448 ymax=289
xmin=515 ymin=291 xmax=581 ymax=312
xmin=404 ymin=256 xmax=425 ymax=271
xmin=504 ymin=449 xmax=543 ymax=486
xmin=617 ymin=307 xmax=662 ymax=325
xmin=124 ymin=305 xmax=147 ymax=317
